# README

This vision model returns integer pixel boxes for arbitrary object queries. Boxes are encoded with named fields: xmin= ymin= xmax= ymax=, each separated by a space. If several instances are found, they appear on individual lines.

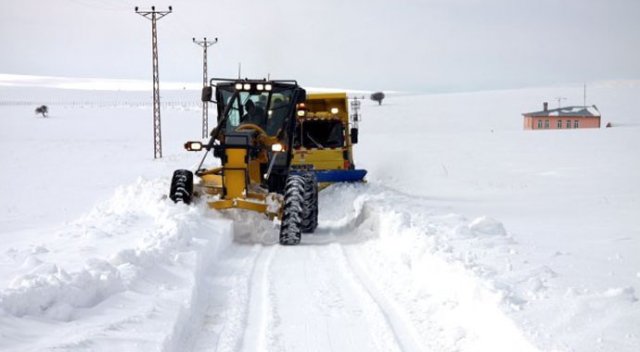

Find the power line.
xmin=193 ymin=37 xmax=219 ymax=138
xmin=135 ymin=5 xmax=172 ymax=159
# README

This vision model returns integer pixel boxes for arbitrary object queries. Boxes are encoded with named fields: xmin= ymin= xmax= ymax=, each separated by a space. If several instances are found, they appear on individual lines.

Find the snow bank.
xmin=1 ymin=259 xmax=123 ymax=320
xmin=356 ymin=83 xmax=640 ymax=351
xmin=0 ymin=178 xmax=234 ymax=351
xmin=318 ymin=184 xmax=538 ymax=351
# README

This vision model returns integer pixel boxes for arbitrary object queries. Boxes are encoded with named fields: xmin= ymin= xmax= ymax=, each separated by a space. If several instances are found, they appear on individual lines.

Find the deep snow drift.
xmin=0 ymin=76 xmax=638 ymax=351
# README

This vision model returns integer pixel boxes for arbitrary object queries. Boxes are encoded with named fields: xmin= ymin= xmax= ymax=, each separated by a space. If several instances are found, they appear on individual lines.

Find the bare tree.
xmin=35 ymin=105 xmax=48 ymax=117
xmin=370 ymin=92 xmax=385 ymax=105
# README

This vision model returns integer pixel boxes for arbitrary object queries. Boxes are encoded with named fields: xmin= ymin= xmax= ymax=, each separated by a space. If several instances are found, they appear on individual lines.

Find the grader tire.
xmin=301 ymin=172 xmax=318 ymax=233
xmin=279 ymin=174 xmax=306 ymax=245
xmin=169 ymin=169 xmax=194 ymax=204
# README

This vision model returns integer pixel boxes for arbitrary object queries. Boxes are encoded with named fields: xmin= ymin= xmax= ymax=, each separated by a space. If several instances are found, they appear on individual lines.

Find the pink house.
xmin=523 ymin=102 xmax=601 ymax=130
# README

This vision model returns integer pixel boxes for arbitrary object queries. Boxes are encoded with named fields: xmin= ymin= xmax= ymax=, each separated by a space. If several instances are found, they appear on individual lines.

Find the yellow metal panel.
xmin=224 ymin=169 xmax=246 ymax=198
xmin=305 ymin=92 xmax=349 ymax=123
xmin=199 ymin=167 xmax=223 ymax=176
xmin=207 ymin=198 xmax=267 ymax=213
xmin=224 ymin=149 xmax=247 ymax=199
xmin=248 ymin=159 xmax=262 ymax=184
xmin=292 ymin=148 xmax=345 ymax=170
xmin=246 ymin=192 xmax=267 ymax=201
xmin=236 ymin=199 xmax=267 ymax=213
xmin=200 ymin=174 xmax=223 ymax=187
xmin=226 ymin=148 xmax=247 ymax=167
xmin=308 ymin=92 xmax=347 ymax=99
xmin=209 ymin=199 xmax=234 ymax=209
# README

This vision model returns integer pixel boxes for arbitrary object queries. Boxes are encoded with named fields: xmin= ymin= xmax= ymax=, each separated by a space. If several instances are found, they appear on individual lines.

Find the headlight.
xmin=234 ymin=83 xmax=243 ymax=90
xmin=184 ymin=141 xmax=203 ymax=151
xmin=256 ymin=84 xmax=264 ymax=90
xmin=271 ymin=143 xmax=284 ymax=152
xmin=243 ymin=83 xmax=251 ymax=90
xmin=265 ymin=84 xmax=272 ymax=91
xmin=330 ymin=107 xmax=339 ymax=114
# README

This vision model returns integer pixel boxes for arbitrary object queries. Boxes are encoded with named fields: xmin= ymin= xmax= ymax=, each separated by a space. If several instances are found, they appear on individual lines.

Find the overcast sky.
xmin=1 ymin=0 xmax=638 ymax=92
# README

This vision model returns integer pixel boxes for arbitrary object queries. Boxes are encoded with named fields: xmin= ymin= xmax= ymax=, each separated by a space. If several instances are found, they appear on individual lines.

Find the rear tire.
xmin=279 ymin=174 xmax=305 ymax=245
xmin=301 ymin=172 xmax=318 ymax=233
xmin=170 ymin=169 xmax=194 ymax=204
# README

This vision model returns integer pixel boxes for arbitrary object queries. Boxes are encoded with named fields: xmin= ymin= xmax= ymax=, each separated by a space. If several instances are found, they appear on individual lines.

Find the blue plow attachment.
xmin=313 ymin=169 xmax=367 ymax=183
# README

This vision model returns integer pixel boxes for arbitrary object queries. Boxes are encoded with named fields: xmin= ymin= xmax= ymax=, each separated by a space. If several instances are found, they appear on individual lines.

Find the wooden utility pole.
xmin=193 ymin=37 xmax=218 ymax=138
xmin=135 ymin=5 xmax=172 ymax=159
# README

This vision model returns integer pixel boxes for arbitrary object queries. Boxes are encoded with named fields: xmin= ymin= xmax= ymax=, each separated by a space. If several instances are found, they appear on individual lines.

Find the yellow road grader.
xmin=169 ymin=78 xmax=366 ymax=245
xmin=291 ymin=92 xmax=366 ymax=187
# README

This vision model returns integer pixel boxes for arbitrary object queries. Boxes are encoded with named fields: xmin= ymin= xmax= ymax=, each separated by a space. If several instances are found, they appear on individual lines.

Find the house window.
xmin=537 ymin=120 xmax=542 ymax=129
xmin=557 ymin=120 xmax=562 ymax=128
xmin=544 ymin=120 xmax=549 ymax=129
xmin=566 ymin=120 xmax=571 ymax=128
xmin=574 ymin=120 xmax=579 ymax=128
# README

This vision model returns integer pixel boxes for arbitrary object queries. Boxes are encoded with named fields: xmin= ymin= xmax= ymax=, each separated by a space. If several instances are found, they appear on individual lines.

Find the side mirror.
xmin=350 ymin=128 xmax=359 ymax=144
xmin=201 ymin=86 xmax=213 ymax=102
xmin=295 ymin=89 xmax=307 ymax=104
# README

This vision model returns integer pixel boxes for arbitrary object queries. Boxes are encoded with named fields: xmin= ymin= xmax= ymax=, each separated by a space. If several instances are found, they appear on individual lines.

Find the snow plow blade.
xmin=313 ymin=169 xmax=367 ymax=183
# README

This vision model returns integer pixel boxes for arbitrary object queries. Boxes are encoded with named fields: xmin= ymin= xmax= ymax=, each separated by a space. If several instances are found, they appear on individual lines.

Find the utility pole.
xmin=193 ymin=37 xmax=218 ymax=138
xmin=350 ymin=96 xmax=365 ymax=128
xmin=135 ymin=5 xmax=172 ymax=159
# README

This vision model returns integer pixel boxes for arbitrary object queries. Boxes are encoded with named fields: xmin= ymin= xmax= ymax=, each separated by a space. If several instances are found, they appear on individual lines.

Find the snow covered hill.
xmin=0 ymin=76 xmax=638 ymax=351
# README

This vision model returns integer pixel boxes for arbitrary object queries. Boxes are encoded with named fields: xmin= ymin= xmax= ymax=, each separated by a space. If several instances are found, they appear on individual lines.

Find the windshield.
xmin=216 ymin=85 xmax=296 ymax=137
xmin=295 ymin=119 xmax=345 ymax=149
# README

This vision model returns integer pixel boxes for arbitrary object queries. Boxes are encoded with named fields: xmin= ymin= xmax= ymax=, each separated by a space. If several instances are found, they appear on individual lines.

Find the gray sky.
xmin=1 ymin=0 xmax=638 ymax=92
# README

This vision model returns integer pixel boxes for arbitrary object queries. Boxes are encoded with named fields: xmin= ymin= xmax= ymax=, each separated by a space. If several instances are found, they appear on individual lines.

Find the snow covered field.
xmin=0 ymin=76 xmax=638 ymax=351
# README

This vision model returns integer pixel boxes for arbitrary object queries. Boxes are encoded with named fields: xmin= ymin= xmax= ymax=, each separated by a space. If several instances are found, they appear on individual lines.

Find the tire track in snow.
xmin=264 ymin=243 xmax=403 ymax=352
xmin=240 ymin=244 xmax=278 ymax=352
xmin=191 ymin=244 xmax=263 ymax=352
xmin=341 ymin=245 xmax=425 ymax=352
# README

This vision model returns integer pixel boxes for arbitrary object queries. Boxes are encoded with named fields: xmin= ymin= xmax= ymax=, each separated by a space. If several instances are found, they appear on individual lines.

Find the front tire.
xmin=279 ymin=174 xmax=305 ymax=245
xmin=169 ymin=169 xmax=194 ymax=204
xmin=301 ymin=172 xmax=318 ymax=233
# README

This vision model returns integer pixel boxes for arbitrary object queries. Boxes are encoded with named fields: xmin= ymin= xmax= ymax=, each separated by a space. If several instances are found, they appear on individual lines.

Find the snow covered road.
xmin=196 ymin=243 xmax=405 ymax=352
xmin=175 ymin=184 xmax=538 ymax=352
